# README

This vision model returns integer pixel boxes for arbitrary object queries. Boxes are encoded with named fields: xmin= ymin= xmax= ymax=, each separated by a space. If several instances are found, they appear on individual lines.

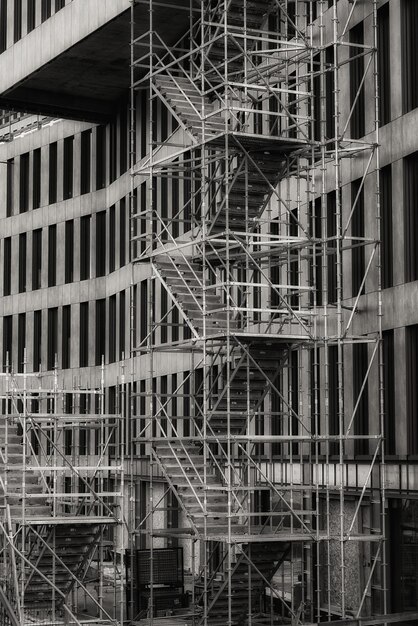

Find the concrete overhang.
xmin=0 ymin=0 xmax=190 ymax=123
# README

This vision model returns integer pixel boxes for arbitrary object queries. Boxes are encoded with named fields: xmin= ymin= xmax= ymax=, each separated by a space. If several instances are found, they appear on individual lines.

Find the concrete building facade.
xmin=0 ymin=1 xmax=418 ymax=625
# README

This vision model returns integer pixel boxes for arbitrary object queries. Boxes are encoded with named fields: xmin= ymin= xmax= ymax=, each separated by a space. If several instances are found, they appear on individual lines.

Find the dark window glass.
xmin=109 ymin=295 xmax=116 ymax=363
xmin=290 ymin=351 xmax=299 ymax=456
xmin=325 ymin=46 xmax=334 ymax=140
xmin=381 ymin=164 xmax=393 ymax=288
xmin=55 ymin=0 xmax=65 ymax=11
xmin=6 ymin=158 xmax=14 ymax=217
xmin=378 ymin=3 xmax=391 ymax=126
xmin=119 ymin=290 xmax=125 ymax=360
xmin=309 ymin=197 xmax=322 ymax=305
xmin=33 ymin=311 xmax=42 ymax=371
xmin=353 ymin=343 xmax=369 ymax=456
xmin=19 ymin=152 xmax=29 ymax=213
xmin=62 ymin=305 xmax=71 ymax=369
xmin=47 ymin=308 xmax=58 ymax=370
xmin=80 ymin=215 xmax=91 ymax=280
xmin=95 ymin=299 xmax=106 ymax=365
xmin=120 ymin=198 xmax=126 ymax=267
xmin=2 ymin=316 xmax=12 ymax=371
xmin=96 ymin=125 xmax=106 ymax=190
xmin=3 ymin=237 xmax=11 ymax=296
xmin=350 ymin=22 xmax=365 ymax=139
xmin=27 ymin=0 xmax=35 ymax=32
xmin=109 ymin=205 xmax=115 ymax=273
xmin=390 ymin=500 xmax=418 ymax=612
xmin=402 ymin=0 xmax=418 ymax=114
xmin=0 ymin=0 xmax=7 ymax=53
xmin=32 ymin=148 xmax=41 ymax=209
xmin=18 ymin=232 xmax=26 ymax=292
xmin=96 ymin=211 xmax=106 ymax=277
xmin=120 ymin=106 xmax=128 ymax=174
xmin=329 ymin=345 xmax=339 ymax=456
xmin=14 ymin=0 xmax=22 ymax=43
xmin=80 ymin=129 xmax=91 ymax=195
xmin=32 ymin=228 xmax=42 ymax=290
xmin=41 ymin=0 xmax=51 ymax=22
xmin=109 ymin=120 xmax=117 ymax=183
xmin=65 ymin=219 xmax=74 ymax=283
xmin=79 ymin=302 xmax=89 ymax=367
xmin=404 ymin=152 xmax=418 ymax=282
xmin=351 ymin=178 xmax=365 ymax=297
xmin=48 ymin=224 xmax=57 ymax=287
xmin=17 ymin=313 xmax=25 ymax=373
xmin=327 ymin=190 xmax=337 ymax=303
xmin=49 ymin=142 xmax=57 ymax=204
xmin=406 ymin=324 xmax=418 ymax=454
xmin=63 ymin=136 xmax=74 ymax=200
xmin=383 ymin=329 xmax=395 ymax=455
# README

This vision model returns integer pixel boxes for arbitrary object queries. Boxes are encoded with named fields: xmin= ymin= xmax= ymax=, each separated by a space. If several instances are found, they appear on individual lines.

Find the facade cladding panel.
xmin=0 ymin=0 xmax=417 ymax=623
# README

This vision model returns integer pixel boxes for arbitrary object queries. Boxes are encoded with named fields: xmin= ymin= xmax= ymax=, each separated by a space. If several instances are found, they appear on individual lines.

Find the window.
xmin=309 ymin=197 xmax=322 ymax=305
xmin=17 ymin=313 xmax=25 ymax=373
xmin=327 ymin=190 xmax=337 ymax=303
xmin=350 ymin=21 xmax=365 ymax=139
xmin=390 ymin=499 xmax=418 ymax=612
xmin=2 ymin=316 xmax=12 ymax=371
xmin=3 ymin=237 xmax=11 ymax=296
xmin=6 ymin=159 xmax=14 ymax=217
xmin=402 ymin=0 xmax=418 ymax=114
xmin=95 ymin=299 xmax=106 ymax=365
xmin=290 ymin=351 xmax=299 ymax=456
xmin=353 ymin=343 xmax=369 ymax=456
xmin=47 ymin=308 xmax=58 ymax=370
xmin=80 ymin=215 xmax=91 ymax=280
xmin=80 ymin=129 xmax=91 ymax=195
xmin=33 ymin=311 xmax=42 ymax=371
xmin=329 ymin=345 xmax=339 ymax=455
xmin=63 ymin=136 xmax=74 ymax=200
xmin=109 ymin=205 xmax=115 ymax=272
xmin=96 ymin=211 xmax=106 ymax=277
xmin=109 ymin=295 xmax=116 ymax=363
xmin=18 ymin=233 xmax=27 ymax=293
xmin=96 ymin=125 xmax=106 ymax=190
xmin=140 ymin=282 xmax=147 ymax=346
xmin=27 ymin=0 xmax=36 ymax=33
xmin=120 ymin=107 xmax=128 ymax=174
xmin=407 ymin=324 xmax=418 ymax=454
xmin=65 ymin=220 xmax=74 ymax=283
xmin=19 ymin=152 xmax=29 ymax=213
xmin=62 ymin=305 xmax=71 ymax=369
xmin=55 ymin=0 xmax=65 ymax=11
xmin=383 ymin=329 xmax=395 ymax=455
xmin=325 ymin=46 xmax=335 ymax=140
xmin=404 ymin=152 xmax=418 ymax=282
xmin=41 ymin=0 xmax=51 ymax=22
xmin=378 ymin=3 xmax=391 ymax=126
xmin=32 ymin=229 xmax=42 ymax=290
xmin=351 ymin=178 xmax=365 ymax=297
xmin=14 ymin=0 xmax=22 ymax=43
xmin=119 ymin=290 xmax=125 ymax=360
xmin=49 ymin=142 xmax=57 ymax=204
xmin=0 ymin=0 xmax=7 ymax=53
xmin=381 ymin=164 xmax=393 ymax=288
xmin=120 ymin=198 xmax=126 ymax=267
xmin=79 ymin=302 xmax=89 ymax=367
xmin=109 ymin=120 xmax=117 ymax=184
xmin=32 ymin=148 xmax=41 ymax=210
xmin=48 ymin=225 xmax=57 ymax=287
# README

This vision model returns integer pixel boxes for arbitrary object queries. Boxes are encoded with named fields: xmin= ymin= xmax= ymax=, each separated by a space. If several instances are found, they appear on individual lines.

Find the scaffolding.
xmin=0 ymin=357 xmax=125 ymax=626
xmin=129 ymin=0 xmax=387 ymax=624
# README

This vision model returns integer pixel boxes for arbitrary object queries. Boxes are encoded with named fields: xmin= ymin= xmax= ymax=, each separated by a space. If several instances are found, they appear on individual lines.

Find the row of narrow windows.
xmin=0 ymin=0 xmax=70 ymax=51
xmin=5 ymin=120 xmax=128 ymax=216
xmin=2 ymin=294 xmax=126 ymax=373
xmin=2 ymin=202 xmax=127 ymax=296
